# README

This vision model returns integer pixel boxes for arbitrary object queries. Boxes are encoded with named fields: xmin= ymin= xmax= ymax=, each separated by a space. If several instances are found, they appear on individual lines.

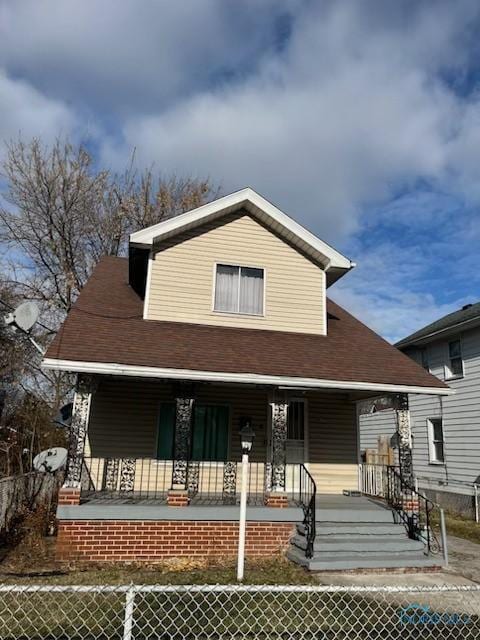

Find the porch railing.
xmin=385 ymin=465 xmax=441 ymax=555
xmin=359 ymin=463 xmax=391 ymax=498
xmin=300 ymin=464 xmax=317 ymax=559
xmin=81 ymin=458 xmax=310 ymax=508
xmin=360 ymin=463 xmax=442 ymax=556
xmin=81 ymin=458 xmax=172 ymax=501
xmin=185 ymin=461 xmax=272 ymax=506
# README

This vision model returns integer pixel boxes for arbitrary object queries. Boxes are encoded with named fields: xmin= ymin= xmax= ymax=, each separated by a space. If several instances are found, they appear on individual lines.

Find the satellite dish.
xmin=33 ymin=447 xmax=68 ymax=473
xmin=5 ymin=301 xmax=39 ymax=333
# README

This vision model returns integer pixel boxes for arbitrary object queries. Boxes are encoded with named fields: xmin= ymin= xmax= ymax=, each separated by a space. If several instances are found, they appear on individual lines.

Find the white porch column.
xmin=395 ymin=393 xmax=414 ymax=486
xmin=271 ymin=399 xmax=288 ymax=492
xmin=64 ymin=374 xmax=97 ymax=489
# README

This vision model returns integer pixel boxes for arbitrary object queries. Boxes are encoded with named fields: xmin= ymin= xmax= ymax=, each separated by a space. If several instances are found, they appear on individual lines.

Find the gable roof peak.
xmin=129 ymin=187 xmax=355 ymax=286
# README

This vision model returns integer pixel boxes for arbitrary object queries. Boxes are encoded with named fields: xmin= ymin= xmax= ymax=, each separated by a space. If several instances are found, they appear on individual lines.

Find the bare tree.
xmin=0 ymin=137 xmax=217 ymax=419
xmin=0 ymin=138 xmax=216 ymax=316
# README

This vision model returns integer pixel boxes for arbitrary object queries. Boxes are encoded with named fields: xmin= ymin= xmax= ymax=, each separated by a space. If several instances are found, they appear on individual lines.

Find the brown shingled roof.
xmin=44 ymin=256 xmax=447 ymax=391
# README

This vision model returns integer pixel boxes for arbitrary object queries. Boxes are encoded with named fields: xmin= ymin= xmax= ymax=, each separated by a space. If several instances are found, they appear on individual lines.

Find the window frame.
xmin=444 ymin=338 xmax=464 ymax=380
xmin=420 ymin=348 xmax=430 ymax=372
xmin=212 ymin=262 xmax=266 ymax=317
xmin=427 ymin=417 xmax=445 ymax=465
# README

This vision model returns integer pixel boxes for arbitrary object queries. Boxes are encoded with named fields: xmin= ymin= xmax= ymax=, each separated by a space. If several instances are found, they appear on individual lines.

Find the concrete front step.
xmin=297 ymin=522 xmax=407 ymax=537
xmin=314 ymin=508 xmax=394 ymax=523
xmin=286 ymin=547 xmax=440 ymax=571
xmin=291 ymin=534 xmax=425 ymax=554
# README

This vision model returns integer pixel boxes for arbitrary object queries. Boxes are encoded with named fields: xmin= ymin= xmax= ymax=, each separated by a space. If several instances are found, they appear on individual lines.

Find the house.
xmin=360 ymin=303 xmax=480 ymax=518
xmin=42 ymin=188 xmax=451 ymax=570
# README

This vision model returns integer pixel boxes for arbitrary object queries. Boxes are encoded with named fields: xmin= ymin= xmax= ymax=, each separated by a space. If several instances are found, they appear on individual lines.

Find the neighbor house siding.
xmin=146 ymin=211 xmax=326 ymax=335
xmin=359 ymin=409 xmax=397 ymax=453
xmin=359 ymin=325 xmax=480 ymax=500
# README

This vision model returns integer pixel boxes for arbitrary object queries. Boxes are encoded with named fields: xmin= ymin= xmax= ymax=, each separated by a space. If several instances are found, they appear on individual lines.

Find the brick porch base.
xmin=56 ymin=520 xmax=295 ymax=563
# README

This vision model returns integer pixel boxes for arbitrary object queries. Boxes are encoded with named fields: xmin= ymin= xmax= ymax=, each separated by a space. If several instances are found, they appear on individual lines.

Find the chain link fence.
xmin=0 ymin=583 xmax=479 ymax=639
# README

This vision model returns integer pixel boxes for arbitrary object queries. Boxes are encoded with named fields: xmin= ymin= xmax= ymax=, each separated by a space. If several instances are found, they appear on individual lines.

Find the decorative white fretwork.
xmin=103 ymin=458 xmax=120 ymax=492
xmin=64 ymin=375 xmax=97 ymax=488
xmin=395 ymin=393 xmax=414 ymax=486
xmin=222 ymin=461 xmax=237 ymax=504
xmin=172 ymin=395 xmax=194 ymax=487
xmin=119 ymin=459 xmax=136 ymax=493
xmin=271 ymin=401 xmax=288 ymax=491
xmin=187 ymin=461 xmax=200 ymax=497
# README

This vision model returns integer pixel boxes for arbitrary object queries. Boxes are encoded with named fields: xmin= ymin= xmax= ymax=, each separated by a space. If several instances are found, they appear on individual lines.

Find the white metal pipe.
xmin=439 ymin=508 xmax=448 ymax=567
xmin=237 ymin=452 xmax=249 ymax=581
xmin=475 ymin=484 xmax=479 ymax=524
xmin=123 ymin=585 xmax=136 ymax=640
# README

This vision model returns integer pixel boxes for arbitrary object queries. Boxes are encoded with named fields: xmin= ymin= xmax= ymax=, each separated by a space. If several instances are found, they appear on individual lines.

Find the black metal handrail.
xmin=295 ymin=464 xmax=317 ymax=558
xmin=385 ymin=465 xmax=440 ymax=554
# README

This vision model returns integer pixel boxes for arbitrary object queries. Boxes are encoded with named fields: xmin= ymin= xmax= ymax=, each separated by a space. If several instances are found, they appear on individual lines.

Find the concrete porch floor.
xmin=66 ymin=494 xmax=392 ymax=523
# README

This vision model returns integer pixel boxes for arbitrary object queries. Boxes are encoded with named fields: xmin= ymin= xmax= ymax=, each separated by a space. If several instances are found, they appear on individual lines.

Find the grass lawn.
xmin=0 ymin=557 xmax=316 ymax=586
xmin=432 ymin=510 xmax=480 ymax=545
xmin=0 ymin=534 xmax=316 ymax=585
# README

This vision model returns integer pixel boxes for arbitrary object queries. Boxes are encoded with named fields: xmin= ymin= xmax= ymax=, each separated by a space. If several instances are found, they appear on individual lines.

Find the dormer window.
xmin=214 ymin=264 xmax=264 ymax=315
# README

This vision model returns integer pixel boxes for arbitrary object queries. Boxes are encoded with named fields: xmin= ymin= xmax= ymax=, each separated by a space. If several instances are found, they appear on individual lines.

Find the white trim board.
xmin=42 ymin=358 xmax=453 ymax=396
xmin=129 ymin=187 xmax=354 ymax=275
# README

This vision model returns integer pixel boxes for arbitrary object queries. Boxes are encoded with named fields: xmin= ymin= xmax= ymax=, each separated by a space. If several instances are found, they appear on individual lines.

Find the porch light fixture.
xmin=237 ymin=420 xmax=255 ymax=582
xmin=239 ymin=420 xmax=255 ymax=454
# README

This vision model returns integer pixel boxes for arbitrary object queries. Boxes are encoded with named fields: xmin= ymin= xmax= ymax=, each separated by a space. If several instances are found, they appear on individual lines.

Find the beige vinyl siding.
xmin=306 ymin=391 xmax=359 ymax=494
xmin=146 ymin=211 xmax=326 ymax=335
xmin=87 ymin=378 xmax=269 ymax=463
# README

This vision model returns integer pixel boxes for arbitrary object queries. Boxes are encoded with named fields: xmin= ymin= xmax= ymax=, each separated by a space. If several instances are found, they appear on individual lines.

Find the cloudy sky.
xmin=1 ymin=0 xmax=480 ymax=342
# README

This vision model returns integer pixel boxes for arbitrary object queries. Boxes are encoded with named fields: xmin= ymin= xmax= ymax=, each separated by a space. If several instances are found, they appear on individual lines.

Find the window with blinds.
xmin=214 ymin=264 xmax=264 ymax=315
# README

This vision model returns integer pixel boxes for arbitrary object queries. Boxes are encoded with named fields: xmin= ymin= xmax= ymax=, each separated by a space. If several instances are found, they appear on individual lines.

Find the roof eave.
xmin=42 ymin=357 xmax=453 ymax=396
xmin=396 ymin=315 xmax=480 ymax=349
xmin=129 ymin=187 xmax=354 ymax=273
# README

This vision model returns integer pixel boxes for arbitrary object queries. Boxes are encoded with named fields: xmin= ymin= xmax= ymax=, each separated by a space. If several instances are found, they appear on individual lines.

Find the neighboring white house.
xmin=360 ymin=302 xmax=480 ymax=516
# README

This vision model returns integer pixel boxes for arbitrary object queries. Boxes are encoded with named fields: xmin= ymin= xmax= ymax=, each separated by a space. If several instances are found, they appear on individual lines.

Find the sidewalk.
xmin=314 ymin=534 xmax=480 ymax=588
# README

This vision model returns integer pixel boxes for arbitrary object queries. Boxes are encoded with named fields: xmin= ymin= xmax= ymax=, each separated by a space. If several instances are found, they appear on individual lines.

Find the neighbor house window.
xmin=427 ymin=418 xmax=445 ymax=464
xmin=420 ymin=348 xmax=429 ymax=371
xmin=446 ymin=339 xmax=463 ymax=379
xmin=214 ymin=264 xmax=264 ymax=315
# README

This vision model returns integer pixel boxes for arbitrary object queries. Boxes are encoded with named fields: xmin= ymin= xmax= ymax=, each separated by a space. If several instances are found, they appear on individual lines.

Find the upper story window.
xmin=445 ymin=339 xmax=463 ymax=379
xmin=427 ymin=417 xmax=445 ymax=464
xmin=214 ymin=264 xmax=264 ymax=316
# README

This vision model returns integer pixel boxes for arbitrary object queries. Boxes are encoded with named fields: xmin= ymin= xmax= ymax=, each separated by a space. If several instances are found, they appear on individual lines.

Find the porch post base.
xmin=167 ymin=490 xmax=190 ymax=507
xmin=265 ymin=492 xmax=289 ymax=508
xmin=58 ymin=487 xmax=81 ymax=506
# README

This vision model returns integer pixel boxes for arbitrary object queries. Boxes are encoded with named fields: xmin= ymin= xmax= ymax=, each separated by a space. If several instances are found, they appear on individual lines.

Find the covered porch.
xmin=55 ymin=374 xmax=448 ymax=569
xmin=67 ymin=373 xmax=365 ymax=508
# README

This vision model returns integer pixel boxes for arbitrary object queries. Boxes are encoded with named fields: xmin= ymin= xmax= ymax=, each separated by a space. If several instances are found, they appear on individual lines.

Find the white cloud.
xmin=0 ymin=0 xmax=299 ymax=115
xmin=0 ymin=69 xmax=75 ymax=150
xmin=1 ymin=0 xmax=480 ymax=339
xmin=99 ymin=0 xmax=480 ymax=243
